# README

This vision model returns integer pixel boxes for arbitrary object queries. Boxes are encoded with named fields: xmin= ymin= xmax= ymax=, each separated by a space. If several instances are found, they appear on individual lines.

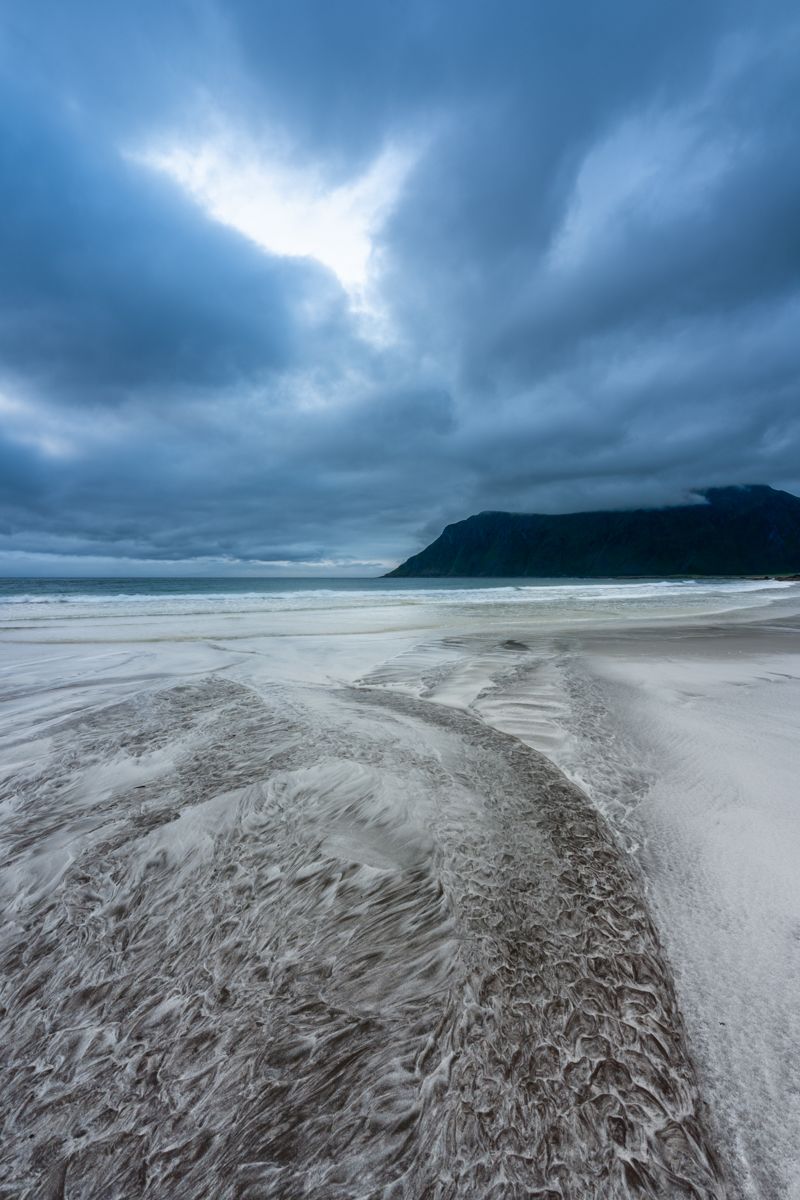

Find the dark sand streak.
xmin=0 ymin=677 xmax=727 ymax=1198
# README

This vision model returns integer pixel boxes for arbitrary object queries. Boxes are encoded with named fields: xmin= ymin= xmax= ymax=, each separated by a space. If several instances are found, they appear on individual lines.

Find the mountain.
xmin=385 ymin=485 xmax=800 ymax=578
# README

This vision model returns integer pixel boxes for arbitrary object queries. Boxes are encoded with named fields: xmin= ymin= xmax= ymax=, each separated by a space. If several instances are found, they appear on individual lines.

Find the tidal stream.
xmin=1 ymin=670 xmax=727 ymax=1198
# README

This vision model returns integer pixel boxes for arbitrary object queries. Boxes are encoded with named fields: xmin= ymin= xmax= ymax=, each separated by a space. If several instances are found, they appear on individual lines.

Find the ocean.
xmin=0 ymin=572 xmax=794 ymax=622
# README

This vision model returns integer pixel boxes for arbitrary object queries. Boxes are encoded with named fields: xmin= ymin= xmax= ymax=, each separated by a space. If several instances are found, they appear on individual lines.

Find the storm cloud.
xmin=1 ymin=0 xmax=799 ymax=573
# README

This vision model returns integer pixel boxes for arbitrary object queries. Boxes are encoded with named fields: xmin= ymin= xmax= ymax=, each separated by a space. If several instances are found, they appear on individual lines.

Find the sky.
xmin=1 ymin=0 xmax=799 ymax=576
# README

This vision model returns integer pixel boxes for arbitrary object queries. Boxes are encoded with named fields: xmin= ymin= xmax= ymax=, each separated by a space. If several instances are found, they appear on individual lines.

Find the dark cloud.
xmin=0 ymin=0 xmax=799 ymax=572
xmin=0 ymin=79 xmax=355 ymax=400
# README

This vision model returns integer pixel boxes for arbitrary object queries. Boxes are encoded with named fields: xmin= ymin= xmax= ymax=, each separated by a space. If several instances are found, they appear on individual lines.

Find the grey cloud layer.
xmin=1 ymin=0 xmax=798 ymax=571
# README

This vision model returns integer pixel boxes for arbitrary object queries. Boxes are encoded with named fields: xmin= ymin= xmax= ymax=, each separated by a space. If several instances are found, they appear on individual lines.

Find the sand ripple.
xmin=1 ymin=677 xmax=726 ymax=1197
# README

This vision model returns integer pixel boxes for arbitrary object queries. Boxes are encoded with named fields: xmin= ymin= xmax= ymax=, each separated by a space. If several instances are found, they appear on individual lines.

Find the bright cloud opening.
xmin=130 ymin=134 xmax=413 ymax=296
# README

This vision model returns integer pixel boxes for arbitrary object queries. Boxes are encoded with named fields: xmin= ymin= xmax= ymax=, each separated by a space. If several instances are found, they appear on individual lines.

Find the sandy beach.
xmin=1 ymin=579 xmax=799 ymax=1198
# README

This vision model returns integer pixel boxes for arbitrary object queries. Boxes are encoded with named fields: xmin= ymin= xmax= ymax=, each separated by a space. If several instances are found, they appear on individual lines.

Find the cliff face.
xmin=386 ymin=485 xmax=800 ymax=577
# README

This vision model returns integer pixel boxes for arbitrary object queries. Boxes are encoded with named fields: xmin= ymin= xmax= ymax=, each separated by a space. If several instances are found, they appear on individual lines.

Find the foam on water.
xmin=0 ymin=575 xmax=794 ymax=622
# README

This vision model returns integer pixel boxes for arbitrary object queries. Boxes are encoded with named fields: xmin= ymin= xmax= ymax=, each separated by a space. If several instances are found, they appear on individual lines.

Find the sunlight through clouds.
xmin=130 ymin=133 xmax=414 ymax=298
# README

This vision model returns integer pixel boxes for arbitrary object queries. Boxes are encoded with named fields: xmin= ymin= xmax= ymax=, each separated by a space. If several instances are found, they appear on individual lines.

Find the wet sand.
xmin=1 ymin=582 xmax=798 ymax=1197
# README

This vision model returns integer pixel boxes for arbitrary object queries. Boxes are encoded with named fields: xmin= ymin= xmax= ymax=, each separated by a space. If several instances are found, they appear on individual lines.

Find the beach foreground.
xmin=1 ymin=580 xmax=798 ymax=1198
